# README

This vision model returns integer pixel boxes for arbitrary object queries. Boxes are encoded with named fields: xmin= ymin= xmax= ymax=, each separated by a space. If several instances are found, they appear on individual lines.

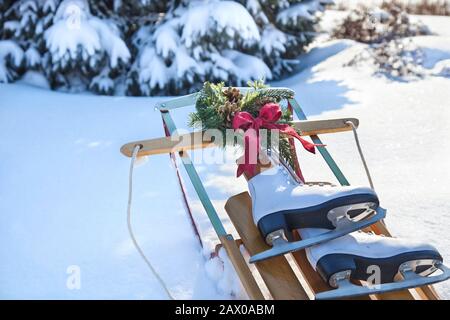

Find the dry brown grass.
xmin=385 ymin=0 xmax=450 ymax=16
xmin=332 ymin=2 xmax=430 ymax=44
xmin=334 ymin=0 xmax=450 ymax=16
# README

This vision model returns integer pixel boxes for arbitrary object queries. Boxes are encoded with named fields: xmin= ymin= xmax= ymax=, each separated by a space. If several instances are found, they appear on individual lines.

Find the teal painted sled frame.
xmin=157 ymin=89 xmax=349 ymax=238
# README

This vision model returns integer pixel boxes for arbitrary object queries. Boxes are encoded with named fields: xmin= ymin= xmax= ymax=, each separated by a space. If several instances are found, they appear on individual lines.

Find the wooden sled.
xmin=120 ymin=88 xmax=440 ymax=300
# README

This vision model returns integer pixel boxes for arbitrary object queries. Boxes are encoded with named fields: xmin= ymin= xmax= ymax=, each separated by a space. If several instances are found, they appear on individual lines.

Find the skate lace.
xmin=356 ymin=230 xmax=386 ymax=237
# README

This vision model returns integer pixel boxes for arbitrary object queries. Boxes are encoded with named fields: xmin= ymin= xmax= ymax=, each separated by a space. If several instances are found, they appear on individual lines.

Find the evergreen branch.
xmin=189 ymin=81 xmax=299 ymax=171
xmin=241 ymin=87 xmax=295 ymax=115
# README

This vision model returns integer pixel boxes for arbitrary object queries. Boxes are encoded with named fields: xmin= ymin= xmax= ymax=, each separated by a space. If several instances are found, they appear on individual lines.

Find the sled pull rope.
xmin=127 ymin=144 xmax=174 ymax=300
xmin=346 ymin=121 xmax=374 ymax=190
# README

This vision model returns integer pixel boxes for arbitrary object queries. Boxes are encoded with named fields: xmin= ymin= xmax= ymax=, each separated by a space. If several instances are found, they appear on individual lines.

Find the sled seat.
xmin=225 ymin=192 xmax=308 ymax=299
xmin=224 ymin=192 xmax=433 ymax=300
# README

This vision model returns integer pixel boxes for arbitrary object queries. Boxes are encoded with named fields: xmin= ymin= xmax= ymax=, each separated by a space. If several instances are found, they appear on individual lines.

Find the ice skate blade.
xmin=315 ymin=263 xmax=450 ymax=300
xmin=249 ymin=207 xmax=386 ymax=264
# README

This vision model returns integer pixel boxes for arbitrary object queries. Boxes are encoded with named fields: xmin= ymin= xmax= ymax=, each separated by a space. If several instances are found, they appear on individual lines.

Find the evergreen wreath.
xmin=188 ymin=80 xmax=300 ymax=169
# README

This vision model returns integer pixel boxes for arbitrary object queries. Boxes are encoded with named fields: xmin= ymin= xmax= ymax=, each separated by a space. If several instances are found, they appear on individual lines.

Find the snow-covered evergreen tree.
xmin=0 ymin=0 xmax=130 ymax=93
xmin=0 ymin=40 xmax=24 ymax=82
xmin=129 ymin=0 xmax=331 ymax=95
xmin=0 ymin=0 xmax=10 ymax=35
xmin=128 ymin=0 xmax=272 ymax=95
xmin=0 ymin=0 xmax=330 ymax=94
xmin=44 ymin=0 xmax=130 ymax=93
xmin=246 ymin=0 xmax=333 ymax=77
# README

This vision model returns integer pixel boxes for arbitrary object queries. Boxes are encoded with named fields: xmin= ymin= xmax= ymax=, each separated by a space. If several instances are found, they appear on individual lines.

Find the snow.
xmin=44 ymin=0 xmax=130 ymax=69
xmin=277 ymin=0 xmax=332 ymax=26
xmin=153 ymin=22 xmax=179 ymax=59
xmin=0 ymin=85 xmax=229 ymax=299
xmin=432 ymin=59 xmax=450 ymax=77
xmin=89 ymin=72 xmax=114 ymax=94
xmin=245 ymin=0 xmax=269 ymax=24
xmin=180 ymin=0 xmax=260 ymax=48
xmin=88 ymin=17 xmax=130 ymax=69
xmin=18 ymin=70 xmax=50 ymax=89
xmin=260 ymin=26 xmax=287 ymax=56
xmin=113 ymin=0 xmax=122 ymax=12
xmin=138 ymin=47 xmax=170 ymax=91
xmin=207 ymin=50 xmax=272 ymax=85
xmin=277 ymin=1 xmax=319 ymax=23
xmin=411 ymin=15 xmax=450 ymax=38
xmin=20 ymin=0 xmax=38 ymax=13
xmin=135 ymin=4 xmax=269 ymax=95
xmin=138 ymin=43 xmax=203 ymax=93
xmin=4 ymin=21 xmax=21 ymax=36
xmin=2 ymin=0 xmax=327 ymax=94
xmin=19 ymin=0 xmax=38 ymax=28
xmin=413 ymin=35 xmax=450 ymax=68
xmin=174 ymin=46 xmax=203 ymax=80
xmin=222 ymin=50 xmax=272 ymax=83
xmin=205 ymin=248 xmax=247 ymax=298
xmin=45 ymin=14 xmax=101 ymax=60
xmin=43 ymin=0 xmax=58 ymax=13
xmin=246 ymin=0 xmax=261 ymax=15
xmin=25 ymin=47 xmax=41 ymax=68
xmin=0 ymin=40 xmax=24 ymax=83
xmin=1 ymin=11 xmax=450 ymax=300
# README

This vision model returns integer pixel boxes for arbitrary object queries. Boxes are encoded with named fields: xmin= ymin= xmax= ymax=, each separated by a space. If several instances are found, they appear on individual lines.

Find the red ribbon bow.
xmin=232 ymin=103 xmax=316 ymax=177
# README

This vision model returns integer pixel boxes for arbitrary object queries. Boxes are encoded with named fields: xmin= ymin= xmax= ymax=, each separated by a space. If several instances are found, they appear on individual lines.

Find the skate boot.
xmin=298 ymin=228 xmax=450 ymax=299
xmin=248 ymin=164 xmax=386 ymax=263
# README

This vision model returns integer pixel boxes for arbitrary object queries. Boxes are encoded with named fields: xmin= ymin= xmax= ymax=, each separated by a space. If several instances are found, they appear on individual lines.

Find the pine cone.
xmin=218 ymin=101 xmax=240 ymax=127
xmin=223 ymin=86 xmax=242 ymax=103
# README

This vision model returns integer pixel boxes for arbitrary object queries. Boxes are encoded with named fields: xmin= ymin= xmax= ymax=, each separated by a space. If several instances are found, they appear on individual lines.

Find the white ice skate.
xmin=299 ymin=228 xmax=450 ymax=299
xmin=248 ymin=164 xmax=386 ymax=263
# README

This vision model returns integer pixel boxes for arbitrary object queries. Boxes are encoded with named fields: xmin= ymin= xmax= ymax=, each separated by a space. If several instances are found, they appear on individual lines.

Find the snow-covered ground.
xmin=0 ymin=86 xmax=231 ymax=299
xmin=1 ymin=14 xmax=450 ymax=299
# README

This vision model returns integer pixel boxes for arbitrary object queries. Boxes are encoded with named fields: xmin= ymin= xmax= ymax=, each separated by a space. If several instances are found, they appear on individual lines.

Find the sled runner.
xmin=121 ymin=87 xmax=448 ymax=300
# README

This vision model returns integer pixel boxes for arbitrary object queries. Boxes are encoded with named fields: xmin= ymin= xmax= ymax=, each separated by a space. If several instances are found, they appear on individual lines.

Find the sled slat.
xmin=120 ymin=131 xmax=216 ymax=157
xmin=293 ymin=118 xmax=358 ymax=136
xmin=289 ymin=242 xmax=333 ymax=294
xmin=417 ymin=285 xmax=440 ymax=300
xmin=120 ymin=118 xmax=358 ymax=158
xmin=225 ymin=192 xmax=309 ymax=300
xmin=289 ymin=231 xmax=373 ymax=300
xmin=219 ymin=234 xmax=264 ymax=300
